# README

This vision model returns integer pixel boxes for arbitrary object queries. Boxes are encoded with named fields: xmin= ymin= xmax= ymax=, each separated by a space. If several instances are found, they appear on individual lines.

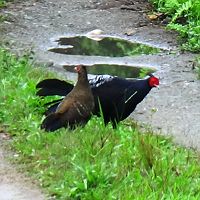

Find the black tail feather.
xmin=36 ymin=88 xmax=67 ymax=97
xmin=44 ymin=98 xmax=63 ymax=107
xmin=41 ymin=113 xmax=64 ymax=132
xmin=36 ymin=79 xmax=74 ymax=96
xmin=36 ymin=78 xmax=72 ymax=89
xmin=45 ymin=101 xmax=62 ymax=116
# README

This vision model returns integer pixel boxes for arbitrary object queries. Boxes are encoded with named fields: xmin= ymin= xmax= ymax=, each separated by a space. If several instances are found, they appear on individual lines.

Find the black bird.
xmin=41 ymin=65 xmax=94 ymax=132
xmin=37 ymin=74 xmax=159 ymax=128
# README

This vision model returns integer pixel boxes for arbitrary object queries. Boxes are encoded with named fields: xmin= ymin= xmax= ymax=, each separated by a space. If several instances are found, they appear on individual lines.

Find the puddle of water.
xmin=63 ymin=64 xmax=156 ymax=78
xmin=49 ymin=36 xmax=160 ymax=57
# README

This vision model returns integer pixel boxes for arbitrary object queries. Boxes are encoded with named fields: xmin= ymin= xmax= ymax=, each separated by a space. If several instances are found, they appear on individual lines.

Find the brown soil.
xmin=0 ymin=133 xmax=45 ymax=200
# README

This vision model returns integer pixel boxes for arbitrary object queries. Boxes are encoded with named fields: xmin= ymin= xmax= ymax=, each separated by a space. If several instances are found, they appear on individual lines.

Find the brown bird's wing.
xmin=41 ymin=98 xmax=93 ymax=132
xmin=55 ymin=96 xmax=75 ymax=114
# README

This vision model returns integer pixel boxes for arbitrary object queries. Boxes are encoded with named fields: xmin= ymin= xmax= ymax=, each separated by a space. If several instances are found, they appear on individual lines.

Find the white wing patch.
xmin=125 ymin=91 xmax=138 ymax=104
xmin=89 ymin=75 xmax=114 ymax=88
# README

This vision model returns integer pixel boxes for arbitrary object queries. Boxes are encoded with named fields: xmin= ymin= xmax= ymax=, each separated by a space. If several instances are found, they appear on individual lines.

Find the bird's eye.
xmin=74 ymin=66 xmax=81 ymax=72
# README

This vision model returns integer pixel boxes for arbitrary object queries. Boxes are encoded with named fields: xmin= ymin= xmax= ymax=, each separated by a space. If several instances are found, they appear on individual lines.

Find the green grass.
xmin=0 ymin=0 xmax=6 ymax=7
xmin=193 ymin=56 xmax=200 ymax=79
xmin=149 ymin=0 xmax=200 ymax=52
xmin=0 ymin=0 xmax=13 ymax=21
xmin=1 ymin=48 xmax=200 ymax=199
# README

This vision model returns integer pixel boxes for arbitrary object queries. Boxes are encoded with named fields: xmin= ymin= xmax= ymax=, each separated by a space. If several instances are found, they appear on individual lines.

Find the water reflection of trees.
xmin=54 ymin=36 xmax=160 ymax=57
xmin=64 ymin=64 xmax=155 ymax=78
xmin=88 ymin=64 xmax=140 ymax=78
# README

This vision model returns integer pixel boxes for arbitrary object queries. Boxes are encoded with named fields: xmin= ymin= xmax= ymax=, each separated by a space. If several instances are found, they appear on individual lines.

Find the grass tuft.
xmin=1 ymin=48 xmax=200 ymax=199
xmin=0 ymin=0 xmax=13 ymax=8
xmin=193 ymin=56 xmax=200 ymax=79
xmin=150 ymin=0 xmax=200 ymax=52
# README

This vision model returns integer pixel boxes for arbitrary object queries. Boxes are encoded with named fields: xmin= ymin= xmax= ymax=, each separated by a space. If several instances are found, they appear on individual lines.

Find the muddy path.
xmin=0 ymin=133 xmax=45 ymax=200
xmin=0 ymin=0 xmax=200 ymax=198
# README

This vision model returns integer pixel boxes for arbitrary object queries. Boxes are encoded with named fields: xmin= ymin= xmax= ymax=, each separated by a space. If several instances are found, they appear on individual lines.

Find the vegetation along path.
xmin=0 ymin=0 xmax=199 ymax=199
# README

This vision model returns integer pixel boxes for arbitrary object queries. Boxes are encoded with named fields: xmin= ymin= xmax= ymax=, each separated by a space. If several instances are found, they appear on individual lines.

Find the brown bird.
xmin=41 ymin=65 xmax=94 ymax=132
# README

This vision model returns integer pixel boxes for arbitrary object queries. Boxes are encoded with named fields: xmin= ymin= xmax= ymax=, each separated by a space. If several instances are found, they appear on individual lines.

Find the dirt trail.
xmin=0 ymin=134 xmax=45 ymax=200
xmin=0 ymin=0 xmax=200 ymax=199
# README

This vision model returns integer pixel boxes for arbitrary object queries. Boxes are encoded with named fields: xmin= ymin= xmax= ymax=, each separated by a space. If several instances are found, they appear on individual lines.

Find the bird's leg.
xmin=111 ymin=120 xmax=118 ymax=129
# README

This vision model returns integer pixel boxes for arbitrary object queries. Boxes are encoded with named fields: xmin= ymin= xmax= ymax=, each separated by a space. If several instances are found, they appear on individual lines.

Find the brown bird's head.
xmin=74 ymin=65 xmax=86 ymax=74
xmin=74 ymin=65 xmax=89 ymax=87
xmin=148 ymin=75 xmax=159 ymax=88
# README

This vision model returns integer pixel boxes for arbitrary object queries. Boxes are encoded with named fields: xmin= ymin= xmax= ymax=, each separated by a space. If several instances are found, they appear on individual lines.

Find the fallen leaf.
xmin=147 ymin=14 xmax=158 ymax=20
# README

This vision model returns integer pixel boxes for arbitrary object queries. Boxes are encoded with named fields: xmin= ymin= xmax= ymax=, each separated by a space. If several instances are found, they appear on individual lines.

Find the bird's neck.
xmin=75 ymin=70 xmax=90 ymax=90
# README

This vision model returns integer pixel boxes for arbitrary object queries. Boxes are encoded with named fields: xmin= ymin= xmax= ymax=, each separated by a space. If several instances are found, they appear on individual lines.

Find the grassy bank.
xmin=1 ymin=48 xmax=200 ymax=199
xmin=150 ymin=0 xmax=200 ymax=52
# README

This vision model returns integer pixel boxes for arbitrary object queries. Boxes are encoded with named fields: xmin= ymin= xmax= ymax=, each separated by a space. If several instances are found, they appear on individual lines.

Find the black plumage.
xmin=36 ymin=79 xmax=73 ymax=96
